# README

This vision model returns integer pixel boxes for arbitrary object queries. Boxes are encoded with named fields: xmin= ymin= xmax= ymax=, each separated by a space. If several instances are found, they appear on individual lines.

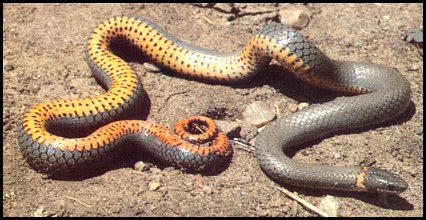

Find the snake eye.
xmin=386 ymin=184 xmax=398 ymax=192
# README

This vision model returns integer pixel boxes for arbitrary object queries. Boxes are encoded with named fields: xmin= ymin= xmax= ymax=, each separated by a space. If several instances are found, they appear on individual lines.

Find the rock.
xmin=318 ymin=195 xmax=342 ymax=217
xmin=278 ymin=7 xmax=310 ymax=30
xmin=297 ymin=102 xmax=309 ymax=110
xmin=148 ymin=182 xmax=161 ymax=191
xmin=242 ymin=101 xmax=276 ymax=128
xmin=134 ymin=161 xmax=150 ymax=172
xmin=288 ymin=102 xmax=309 ymax=112
xmin=333 ymin=153 xmax=342 ymax=159
xmin=287 ymin=102 xmax=299 ymax=113
xmin=408 ymin=64 xmax=419 ymax=71
xmin=3 ymin=63 xmax=14 ymax=71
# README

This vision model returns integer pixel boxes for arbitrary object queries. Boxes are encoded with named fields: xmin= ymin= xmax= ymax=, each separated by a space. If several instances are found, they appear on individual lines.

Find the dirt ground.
xmin=3 ymin=3 xmax=423 ymax=217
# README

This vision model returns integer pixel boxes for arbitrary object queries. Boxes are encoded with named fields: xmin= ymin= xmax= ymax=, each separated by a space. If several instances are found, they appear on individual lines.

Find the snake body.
xmin=19 ymin=16 xmax=410 ymax=193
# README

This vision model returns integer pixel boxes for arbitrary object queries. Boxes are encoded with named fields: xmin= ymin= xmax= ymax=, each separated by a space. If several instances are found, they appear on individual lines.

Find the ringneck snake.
xmin=18 ymin=16 xmax=411 ymax=194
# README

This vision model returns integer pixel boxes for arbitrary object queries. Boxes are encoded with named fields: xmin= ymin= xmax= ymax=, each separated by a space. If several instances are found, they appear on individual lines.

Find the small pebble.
xmin=148 ymin=182 xmax=161 ymax=191
xmin=278 ymin=8 xmax=310 ymax=30
xmin=134 ymin=161 xmax=150 ymax=172
xmin=4 ymin=63 xmax=14 ymax=71
xmin=333 ymin=153 xmax=342 ymax=159
xmin=243 ymin=101 xmax=276 ymax=127
xmin=287 ymin=103 xmax=299 ymax=113
xmin=318 ymin=195 xmax=342 ymax=217
xmin=408 ymin=64 xmax=419 ymax=71
xmin=297 ymin=102 xmax=309 ymax=110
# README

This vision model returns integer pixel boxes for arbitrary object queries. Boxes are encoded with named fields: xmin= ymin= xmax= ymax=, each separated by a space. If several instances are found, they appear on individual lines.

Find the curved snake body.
xmin=18 ymin=16 xmax=410 ymax=193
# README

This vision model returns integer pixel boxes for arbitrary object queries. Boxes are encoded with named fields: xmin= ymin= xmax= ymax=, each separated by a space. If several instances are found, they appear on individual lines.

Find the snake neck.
xmin=255 ymin=22 xmax=406 ymax=95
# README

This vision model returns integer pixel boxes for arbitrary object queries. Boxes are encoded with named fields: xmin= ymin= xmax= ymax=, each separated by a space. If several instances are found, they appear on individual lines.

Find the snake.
xmin=18 ymin=16 xmax=411 ymax=194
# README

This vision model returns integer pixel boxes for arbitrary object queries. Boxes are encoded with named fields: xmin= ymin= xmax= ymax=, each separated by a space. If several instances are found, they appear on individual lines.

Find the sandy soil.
xmin=3 ymin=3 xmax=423 ymax=217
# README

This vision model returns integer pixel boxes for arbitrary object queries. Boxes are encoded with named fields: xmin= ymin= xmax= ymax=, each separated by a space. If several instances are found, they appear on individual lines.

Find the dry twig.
xmin=275 ymin=186 xmax=329 ymax=217
xmin=64 ymin=196 xmax=92 ymax=208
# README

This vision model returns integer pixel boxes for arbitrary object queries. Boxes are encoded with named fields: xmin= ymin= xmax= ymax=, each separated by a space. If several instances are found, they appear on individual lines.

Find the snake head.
xmin=364 ymin=167 xmax=408 ymax=194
